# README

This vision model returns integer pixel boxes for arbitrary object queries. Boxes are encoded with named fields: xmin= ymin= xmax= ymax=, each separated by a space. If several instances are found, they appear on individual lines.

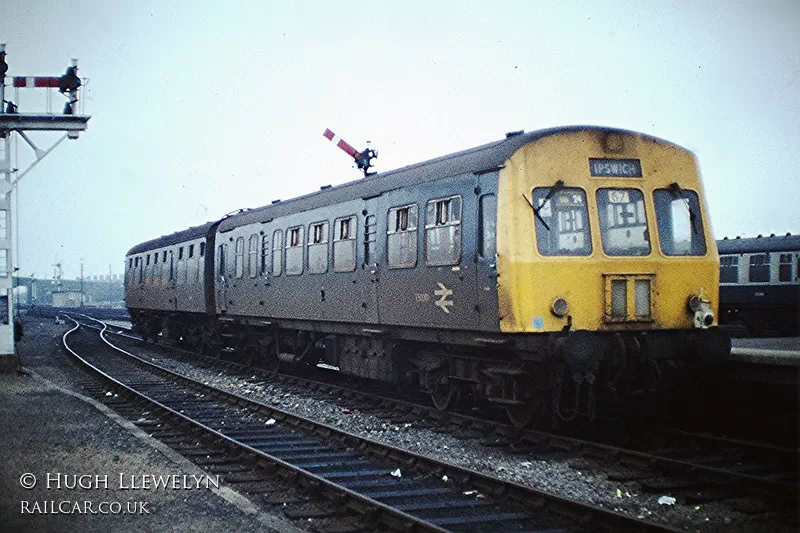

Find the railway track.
xmin=93 ymin=316 xmax=799 ymax=517
xmin=63 ymin=316 xmax=682 ymax=533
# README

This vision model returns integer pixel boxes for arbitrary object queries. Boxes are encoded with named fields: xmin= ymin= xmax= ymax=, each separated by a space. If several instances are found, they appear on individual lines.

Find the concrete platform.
xmin=0 ymin=318 xmax=305 ymax=533
xmin=730 ymin=337 xmax=800 ymax=366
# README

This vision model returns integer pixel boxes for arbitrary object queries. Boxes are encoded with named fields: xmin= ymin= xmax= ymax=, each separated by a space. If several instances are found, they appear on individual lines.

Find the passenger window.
xmin=179 ymin=257 xmax=188 ymax=284
xmin=479 ymin=194 xmax=497 ymax=258
xmin=364 ymin=214 xmax=377 ymax=266
xmin=308 ymin=221 xmax=329 ymax=274
xmin=154 ymin=252 xmax=159 ymax=264
xmin=719 ymin=255 xmax=739 ymax=284
xmin=217 ymin=244 xmax=227 ymax=278
xmin=272 ymin=230 xmax=283 ymax=276
xmin=387 ymin=204 xmax=418 ymax=268
xmin=779 ymin=254 xmax=792 ymax=282
xmin=200 ymin=242 xmax=205 ymax=257
xmin=748 ymin=253 xmax=770 ymax=283
xmin=178 ymin=247 xmax=184 ymax=260
xmin=146 ymin=254 xmax=150 ymax=266
xmin=596 ymin=188 xmax=650 ymax=256
xmin=533 ymin=187 xmax=592 ymax=256
xmin=248 ymin=234 xmax=258 ymax=278
xmin=187 ymin=257 xmax=196 ymax=283
xmin=653 ymin=188 xmax=707 ymax=256
xmin=188 ymin=244 xmax=194 ymax=258
xmin=425 ymin=196 xmax=462 ymax=266
xmin=334 ymin=216 xmax=357 ymax=272
xmin=162 ymin=251 xmax=167 ymax=262
xmin=234 ymin=237 xmax=245 ymax=278
xmin=261 ymin=234 xmax=269 ymax=275
xmin=286 ymin=226 xmax=303 ymax=275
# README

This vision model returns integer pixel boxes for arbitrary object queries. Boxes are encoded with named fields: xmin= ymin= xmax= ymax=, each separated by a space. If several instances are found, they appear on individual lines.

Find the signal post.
xmin=0 ymin=43 xmax=90 ymax=371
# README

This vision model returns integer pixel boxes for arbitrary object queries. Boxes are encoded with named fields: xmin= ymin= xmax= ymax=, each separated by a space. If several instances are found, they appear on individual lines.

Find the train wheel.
xmin=431 ymin=378 xmax=459 ymax=411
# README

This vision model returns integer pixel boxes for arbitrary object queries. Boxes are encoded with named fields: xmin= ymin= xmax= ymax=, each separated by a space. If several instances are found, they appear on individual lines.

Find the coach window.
xmin=653 ymin=188 xmax=707 ymax=256
xmin=364 ymin=214 xmax=377 ymax=266
xmin=261 ymin=234 xmax=269 ymax=275
xmin=234 ymin=237 xmax=245 ymax=278
xmin=596 ymin=188 xmax=650 ymax=256
xmin=248 ymin=234 xmax=258 ymax=278
xmin=217 ymin=244 xmax=227 ymax=279
xmin=308 ymin=221 xmax=329 ymax=274
xmin=162 ymin=251 xmax=167 ymax=263
xmin=719 ymin=255 xmax=739 ymax=284
xmin=748 ymin=253 xmax=770 ymax=283
xmin=169 ymin=251 xmax=175 ymax=281
xmin=178 ymin=247 xmax=184 ymax=260
xmin=188 ymin=244 xmax=194 ymax=258
xmin=272 ymin=230 xmax=283 ymax=276
xmin=779 ymin=254 xmax=792 ymax=282
xmin=286 ymin=226 xmax=304 ymax=275
xmin=533 ymin=187 xmax=591 ymax=256
xmin=333 ymin=216 xmax=357 ymax=272
xmin=425 ymin=195 xmax=462 ymax=266
xmin=387 ymin=204 xmax=418 ymax=268
xmin=187 ymin=254 xmax=196 ymax=284
xmin=479 ymin=194 xmax=497 ymax=258
xmin=200 ymin=242 xmax=205 ymax=257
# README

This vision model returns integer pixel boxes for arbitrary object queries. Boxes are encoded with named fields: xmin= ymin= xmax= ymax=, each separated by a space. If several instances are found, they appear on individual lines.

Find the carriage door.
xmin=475 ymin=171 xmax=500 ymax=331
xmin=360 ymin=196 xmax=381 ymax=324
xmin=166 ymin=250 xmax=178 ymax=312
xmin=216 ymin=243 xmax=228 ymax=313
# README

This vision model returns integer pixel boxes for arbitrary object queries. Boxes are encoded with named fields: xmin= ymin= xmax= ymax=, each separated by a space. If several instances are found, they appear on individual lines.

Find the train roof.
xmin=216 ymin=125 xmax=689 ymax=232
xmin=126 ymin=221 xmax=215 ymax=255
xmin=717 ymin=233 xmax=800 ymax=254
xmin=125 ymin=126 xmax=690 ymax=255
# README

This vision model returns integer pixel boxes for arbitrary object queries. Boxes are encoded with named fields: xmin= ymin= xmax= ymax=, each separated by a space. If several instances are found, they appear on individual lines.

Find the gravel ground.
xmin=113 ymin=332 xmax=796 ymax=533
xmin=1 ymin=317 xmax=303 ymax=533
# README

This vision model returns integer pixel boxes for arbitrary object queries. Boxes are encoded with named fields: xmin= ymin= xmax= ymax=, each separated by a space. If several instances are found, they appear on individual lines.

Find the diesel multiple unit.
xmin=126 ymin=126 xmax=730 ymax=426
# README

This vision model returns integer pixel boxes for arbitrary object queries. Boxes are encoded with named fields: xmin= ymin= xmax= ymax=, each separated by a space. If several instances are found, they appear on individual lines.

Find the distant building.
xmin=52 ymin=290 xmax=82 ymax=308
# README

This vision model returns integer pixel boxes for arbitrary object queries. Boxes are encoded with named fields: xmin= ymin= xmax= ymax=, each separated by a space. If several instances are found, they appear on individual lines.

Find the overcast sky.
xmin=1 ymin=0 xmax=799 ymax=279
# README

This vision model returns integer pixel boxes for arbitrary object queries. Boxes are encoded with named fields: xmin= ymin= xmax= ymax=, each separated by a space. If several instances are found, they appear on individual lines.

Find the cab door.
xmin=475 ymin=171 xmax=500 ymax=331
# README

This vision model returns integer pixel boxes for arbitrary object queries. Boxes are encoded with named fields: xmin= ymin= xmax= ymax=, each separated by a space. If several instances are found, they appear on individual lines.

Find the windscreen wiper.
xmin=523 ymin=179 xmax=564 ymax=231
xmin=668 ymin=182 xmax=699 ymax=234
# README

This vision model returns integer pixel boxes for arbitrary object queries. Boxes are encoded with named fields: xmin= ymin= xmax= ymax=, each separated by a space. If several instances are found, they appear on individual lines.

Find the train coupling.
xmin=687 ymin=295 xmax=715 ymax=329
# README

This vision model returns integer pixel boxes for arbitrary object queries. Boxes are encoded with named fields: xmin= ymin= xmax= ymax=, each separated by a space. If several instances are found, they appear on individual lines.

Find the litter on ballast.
xmin=658 ymin=495 xmax=676 ymax=506
xmin=390 ymin=469 xmax=402 ymax=477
